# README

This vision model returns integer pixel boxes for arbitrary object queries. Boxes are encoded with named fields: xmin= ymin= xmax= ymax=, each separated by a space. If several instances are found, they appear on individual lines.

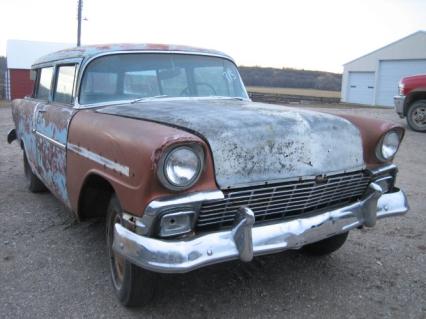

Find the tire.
xmin=23 ymin=152 xmax=47 ymax=193
xmin=302 ymin=232 xmax=349 ymax=256
xmin=406 ymin=100 xmax=426 ymax=132
xmin=106 ymin=194 xmax=157 ymax=307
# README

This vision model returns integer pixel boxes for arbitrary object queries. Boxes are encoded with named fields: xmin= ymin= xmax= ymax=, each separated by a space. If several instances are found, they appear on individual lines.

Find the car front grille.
xmin=196 ymin=170 xmax=371 ymax=231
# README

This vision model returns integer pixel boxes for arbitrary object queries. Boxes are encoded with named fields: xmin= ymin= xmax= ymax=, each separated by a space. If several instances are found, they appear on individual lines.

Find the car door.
xmin=34 ymin=63 xmax=79 ymax=207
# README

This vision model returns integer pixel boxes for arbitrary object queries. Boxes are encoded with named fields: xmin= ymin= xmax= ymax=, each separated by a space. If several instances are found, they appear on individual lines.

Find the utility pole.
xmin=77 ymin=0 xmax=83 ymax=46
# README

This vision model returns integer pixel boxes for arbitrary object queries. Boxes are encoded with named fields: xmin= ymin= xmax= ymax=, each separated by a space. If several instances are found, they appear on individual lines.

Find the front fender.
xmin=66 ymin=109 xmax=218 ymax=217
xmin=330 ymin=113 xmax=405 ymax=168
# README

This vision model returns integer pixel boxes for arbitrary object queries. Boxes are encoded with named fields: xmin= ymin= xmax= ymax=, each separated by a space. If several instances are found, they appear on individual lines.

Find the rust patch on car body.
xmin=67 ymin=110 xmax=217 ymax=217
xmin=333 ymin=113 xmax=405 ymax=168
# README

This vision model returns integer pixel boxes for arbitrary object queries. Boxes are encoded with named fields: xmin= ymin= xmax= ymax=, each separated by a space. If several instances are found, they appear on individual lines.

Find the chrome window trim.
xmin=73 ymin=50 xmax=250 ymax=109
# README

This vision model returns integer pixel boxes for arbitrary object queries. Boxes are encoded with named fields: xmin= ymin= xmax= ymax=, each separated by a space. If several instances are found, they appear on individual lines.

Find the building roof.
xmin=6 ymin=39 xmax=72 ymax=69
xmin=33 ymin=43 xmax=232 ymax=67
xmin=344 ymin=31 xmax=426 ymax=66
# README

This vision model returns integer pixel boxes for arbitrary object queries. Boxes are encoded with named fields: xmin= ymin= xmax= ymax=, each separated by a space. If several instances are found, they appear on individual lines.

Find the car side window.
xmin=54 ymin=65 xmax=77 ymax=105
xmin=35 ymin=67 xmax=54 ymax=100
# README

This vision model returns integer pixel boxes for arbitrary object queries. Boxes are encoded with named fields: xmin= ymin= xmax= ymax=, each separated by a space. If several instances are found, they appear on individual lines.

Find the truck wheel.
xmin=106 ymin=194 xmax=157 ymax=307
xmin=23 ymin=152 xmax=47 ymax=193
xmin=302 ymin=232 xmax=349 ymax=256
xmin=407 ymin=100 xmax=426 ymax=132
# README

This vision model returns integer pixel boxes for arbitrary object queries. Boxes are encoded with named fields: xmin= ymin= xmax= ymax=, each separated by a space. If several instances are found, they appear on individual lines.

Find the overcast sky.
xmin=1 ymin=0 xmax=425 ymax=73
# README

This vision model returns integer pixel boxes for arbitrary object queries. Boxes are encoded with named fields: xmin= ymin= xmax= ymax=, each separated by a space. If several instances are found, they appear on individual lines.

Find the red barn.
xmin=5 ymin=40 xmax=72 ymax=100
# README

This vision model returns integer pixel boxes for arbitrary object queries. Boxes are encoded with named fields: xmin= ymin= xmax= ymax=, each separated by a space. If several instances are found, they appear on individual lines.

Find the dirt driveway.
xmin=0 ymin=103 xmax=425 ymax=319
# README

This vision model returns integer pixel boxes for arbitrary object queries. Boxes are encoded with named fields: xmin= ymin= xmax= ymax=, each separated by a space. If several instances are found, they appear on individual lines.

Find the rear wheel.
xmin=407 ymin=100 xmax=426 ymax=132
xmin=302 ymin=232 xmax=349 ymax=256
xmin=23 ymin=152 xmax=47 ymax=193
xmin=106 ymin=194 xmax=157 ymax=307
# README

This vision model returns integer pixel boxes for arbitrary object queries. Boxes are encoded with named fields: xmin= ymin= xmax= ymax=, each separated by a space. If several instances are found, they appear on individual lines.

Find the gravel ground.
xmin=0 ymin=103 xmax=425 ymax=319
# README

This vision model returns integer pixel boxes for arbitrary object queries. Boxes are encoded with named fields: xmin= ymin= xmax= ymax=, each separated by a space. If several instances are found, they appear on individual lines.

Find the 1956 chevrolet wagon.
xmin=8 ymin=44 xmax=409 ymax=306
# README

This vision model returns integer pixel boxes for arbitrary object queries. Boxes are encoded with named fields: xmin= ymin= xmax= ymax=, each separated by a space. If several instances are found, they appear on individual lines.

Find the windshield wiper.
xmin=130 ymin=95 xmax=169 ymax=104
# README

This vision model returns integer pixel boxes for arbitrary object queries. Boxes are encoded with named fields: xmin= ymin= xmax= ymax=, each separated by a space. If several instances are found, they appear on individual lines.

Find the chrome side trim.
xmin=113 ymin=188 xmax=409 ymax=274
xmin=67 ymin=143 xmax=130 ymax=176
xmin=34 ymin=130 xmax=66 ymax=150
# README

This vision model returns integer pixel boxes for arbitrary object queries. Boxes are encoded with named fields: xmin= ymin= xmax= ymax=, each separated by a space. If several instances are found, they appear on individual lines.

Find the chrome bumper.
xmin=394 ymin=95 xmax=405 ymax=118
xmin=113 ymin=188 xmax=408 ymax=274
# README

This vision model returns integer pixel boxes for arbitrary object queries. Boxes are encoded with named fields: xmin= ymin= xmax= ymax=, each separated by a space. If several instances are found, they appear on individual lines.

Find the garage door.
xmin=347 ymin=72 xmax=375 ymax=105
xmin=377 ymin=59 xmax=426 ymax=107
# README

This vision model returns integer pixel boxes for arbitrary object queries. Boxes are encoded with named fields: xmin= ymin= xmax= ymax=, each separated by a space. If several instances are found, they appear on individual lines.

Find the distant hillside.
xmin=238 ymin=66 xmax=342 ymax=91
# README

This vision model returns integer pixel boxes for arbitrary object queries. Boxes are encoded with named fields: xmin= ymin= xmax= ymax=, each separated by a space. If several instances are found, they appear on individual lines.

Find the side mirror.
xmin=30 ymin=69 xmax=37 ymax=81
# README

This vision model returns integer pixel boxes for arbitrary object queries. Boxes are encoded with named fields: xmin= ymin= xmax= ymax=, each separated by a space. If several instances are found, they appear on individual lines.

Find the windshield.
xmin=79 ymin=53 xmax=248 ymax=105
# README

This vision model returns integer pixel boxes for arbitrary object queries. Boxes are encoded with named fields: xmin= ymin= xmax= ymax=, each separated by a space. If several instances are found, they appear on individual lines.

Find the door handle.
xmin=38 ymin=109 xmax=47 ymax=113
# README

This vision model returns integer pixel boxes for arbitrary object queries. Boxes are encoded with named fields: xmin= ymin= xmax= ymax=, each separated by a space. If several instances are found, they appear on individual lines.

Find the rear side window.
xmin=36 ymin=67 xmax=54 ymax=100
xmin=54 ymin=65 xmax=77 ymax=104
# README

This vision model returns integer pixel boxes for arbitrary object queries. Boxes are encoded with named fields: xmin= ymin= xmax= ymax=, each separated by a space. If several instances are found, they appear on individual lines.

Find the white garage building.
xmin=341 ymin=31 xmax=426 ymax=107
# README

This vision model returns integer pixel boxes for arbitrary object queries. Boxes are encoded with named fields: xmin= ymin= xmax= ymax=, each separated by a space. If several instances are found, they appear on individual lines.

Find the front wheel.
xmin=407 ymin=100 xmax=426 ymax=132
xmin=106 ymin=194 xmax=158 ymax=307
xmin=302 ymin=232 xmax=349 ymax=256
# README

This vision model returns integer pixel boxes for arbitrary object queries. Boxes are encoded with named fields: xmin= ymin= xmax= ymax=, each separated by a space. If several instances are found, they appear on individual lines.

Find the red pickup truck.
xmin=394 ymin=74 xmax=426 ymax=132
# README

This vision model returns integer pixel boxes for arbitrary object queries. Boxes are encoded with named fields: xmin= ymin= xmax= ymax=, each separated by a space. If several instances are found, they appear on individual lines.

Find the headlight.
xmin=376 ymin=130 xmax=402 ymax=161
xmin=158 ymin=145 xmax=203 ymax=190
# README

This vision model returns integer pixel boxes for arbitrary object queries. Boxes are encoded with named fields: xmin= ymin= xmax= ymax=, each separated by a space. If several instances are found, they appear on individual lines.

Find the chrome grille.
xmin=196 ymin=170 xmax=371 ymax=230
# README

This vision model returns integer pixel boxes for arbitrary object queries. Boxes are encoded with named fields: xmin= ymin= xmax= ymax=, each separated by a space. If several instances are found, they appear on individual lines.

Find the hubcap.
xmin=412 ymin=106 xmax=426 ymax=129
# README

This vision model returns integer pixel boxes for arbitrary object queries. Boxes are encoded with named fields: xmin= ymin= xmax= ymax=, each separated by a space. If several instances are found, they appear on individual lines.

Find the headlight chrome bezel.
xmin=157 ymin=144 xmax=204 ymax=191
xmin=375 ymin=129 xmax=403 ymax=162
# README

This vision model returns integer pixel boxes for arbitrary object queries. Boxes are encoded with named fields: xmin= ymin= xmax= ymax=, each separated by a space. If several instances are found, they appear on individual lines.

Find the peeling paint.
xmin=12 ymin=99 xmax=75 ymax=207
xmin=97 ymin=100 xmax=364 ymax=188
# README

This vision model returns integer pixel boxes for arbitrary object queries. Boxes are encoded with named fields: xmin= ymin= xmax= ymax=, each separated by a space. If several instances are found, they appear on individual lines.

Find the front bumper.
xmin=394 ymin=95 xmax=406 ymax=118
xmin=113 ymin=187 xmax=408 ymax=274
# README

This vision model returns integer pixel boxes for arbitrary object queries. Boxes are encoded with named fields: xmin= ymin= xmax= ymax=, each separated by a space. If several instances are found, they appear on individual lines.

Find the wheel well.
xmin=78 ymin=174 xmax=115 ymax=220
xmin=405 ymin=92 xmax=426 ymax=116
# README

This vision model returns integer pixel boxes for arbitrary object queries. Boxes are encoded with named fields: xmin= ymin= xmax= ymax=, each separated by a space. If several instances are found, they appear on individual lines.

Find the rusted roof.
xmin=32 ymin=43 xmax=232 ymax=66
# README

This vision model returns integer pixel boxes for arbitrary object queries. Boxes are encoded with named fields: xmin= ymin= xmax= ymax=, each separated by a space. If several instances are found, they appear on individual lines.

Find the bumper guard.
xmin=113 ymin=186 xmax=408 ymax=274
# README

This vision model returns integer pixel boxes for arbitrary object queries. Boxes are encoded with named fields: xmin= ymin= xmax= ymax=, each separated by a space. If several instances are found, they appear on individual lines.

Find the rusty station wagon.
xmin=8 ymin=44 xmax=409 ymax=306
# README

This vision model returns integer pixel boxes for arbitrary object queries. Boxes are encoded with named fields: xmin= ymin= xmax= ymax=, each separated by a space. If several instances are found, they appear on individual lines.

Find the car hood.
xmin=97 ymin=99 xmax=364 ymax=188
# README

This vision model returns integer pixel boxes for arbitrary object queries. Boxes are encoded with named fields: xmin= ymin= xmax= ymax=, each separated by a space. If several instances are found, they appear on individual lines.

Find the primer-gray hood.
xmin=97 ymin=99 xmax=364 ymax=188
